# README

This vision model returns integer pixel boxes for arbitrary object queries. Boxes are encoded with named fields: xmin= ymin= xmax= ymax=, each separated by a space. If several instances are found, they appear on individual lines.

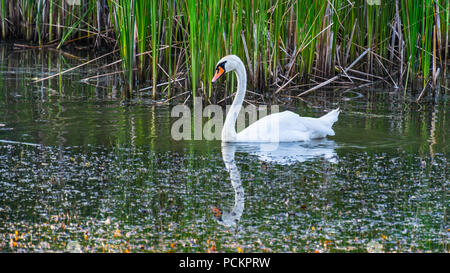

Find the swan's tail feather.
xmin=319 ymin=108 xmax=340 ymax=126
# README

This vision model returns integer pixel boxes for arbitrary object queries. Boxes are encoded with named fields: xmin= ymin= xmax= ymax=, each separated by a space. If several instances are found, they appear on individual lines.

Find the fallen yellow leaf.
xmin=113 ymin=229 xmax=121 ymax=237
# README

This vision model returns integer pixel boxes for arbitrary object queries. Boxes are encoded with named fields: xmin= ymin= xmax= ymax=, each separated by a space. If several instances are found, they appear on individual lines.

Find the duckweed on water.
xmin=0 ymin=43 xmax=448 ymax=253
xmin=0 ymin=141 xmax=447 ymax=253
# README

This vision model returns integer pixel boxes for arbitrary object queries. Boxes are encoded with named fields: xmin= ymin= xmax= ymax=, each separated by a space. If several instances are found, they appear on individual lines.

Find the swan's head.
xmin=211 ymin=55 xmax=243 ymax=83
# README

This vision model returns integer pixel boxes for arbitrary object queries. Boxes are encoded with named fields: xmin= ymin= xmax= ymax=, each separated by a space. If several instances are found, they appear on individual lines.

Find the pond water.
xmin=0 ymin=44 xmax=448 ymax=253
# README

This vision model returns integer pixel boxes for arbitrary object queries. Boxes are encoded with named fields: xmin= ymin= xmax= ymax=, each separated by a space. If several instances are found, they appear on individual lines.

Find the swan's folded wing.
xmin=236 ymin=111 xmax=309 ymax=142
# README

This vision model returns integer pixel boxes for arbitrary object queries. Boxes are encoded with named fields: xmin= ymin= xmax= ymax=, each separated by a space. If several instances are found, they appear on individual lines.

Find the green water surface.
xmin=0 ymin=44 xmax=448 ymax=253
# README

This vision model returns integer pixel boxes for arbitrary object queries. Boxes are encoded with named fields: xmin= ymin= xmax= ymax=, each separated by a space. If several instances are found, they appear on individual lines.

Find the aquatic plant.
xmin=0 ymin=0 xmax=448 ymax=98
xmin=108 ymin=0 xmax=136 ymax=94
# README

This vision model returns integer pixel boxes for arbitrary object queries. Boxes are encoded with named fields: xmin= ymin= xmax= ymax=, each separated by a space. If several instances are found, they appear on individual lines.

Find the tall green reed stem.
xmin=0 ymin=0 xmax=447 ymax=97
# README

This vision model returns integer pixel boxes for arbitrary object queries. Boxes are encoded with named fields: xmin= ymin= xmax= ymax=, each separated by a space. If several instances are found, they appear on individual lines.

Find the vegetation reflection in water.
xmin=0 ymin=46 xmax=448 ymax=253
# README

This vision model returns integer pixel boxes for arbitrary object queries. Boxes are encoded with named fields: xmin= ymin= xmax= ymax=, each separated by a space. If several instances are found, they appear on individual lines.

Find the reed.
xmin=0 ymin=0 xmax=6 ymax=39
xmin=445 ymin=0 xmax=449 ymax=74
xmin=186 ymin=0 xmax=199 ymax=98
xmin=108 ymin=0 xmax=136 ymax=93
xmin=421 ymin=0 xmax=433 ymax=86
xmin=161 ymin=0 xmax=177 ymax=99
xmin=150 ymin=0 xmax=162 ymax=99
xmin=0 ymin=0 xmax=448 ymax=98
xmin=57 ymin=4 xmax=95 ymax=49
xmin=135 ymin=0 xmax=150 ymax=84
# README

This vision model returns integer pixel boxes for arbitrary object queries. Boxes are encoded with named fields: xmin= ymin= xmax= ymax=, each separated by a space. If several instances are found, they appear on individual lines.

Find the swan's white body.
xmin=212 ymin=55 xmax=340 ymax=143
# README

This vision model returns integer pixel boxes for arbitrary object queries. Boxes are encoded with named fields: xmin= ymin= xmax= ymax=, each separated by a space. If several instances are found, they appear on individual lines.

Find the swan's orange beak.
xmin=211 ymin=66 xmax=225 ymax=83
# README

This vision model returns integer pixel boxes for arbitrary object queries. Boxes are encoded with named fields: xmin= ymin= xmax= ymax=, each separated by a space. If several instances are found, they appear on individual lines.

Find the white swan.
xmin=211 ymin=55 xmax=340 ymax=142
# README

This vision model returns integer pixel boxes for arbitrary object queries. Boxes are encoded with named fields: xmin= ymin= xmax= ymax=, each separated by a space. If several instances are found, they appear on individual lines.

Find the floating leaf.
xmin=113 ymin=229 xmax=121 ymax=238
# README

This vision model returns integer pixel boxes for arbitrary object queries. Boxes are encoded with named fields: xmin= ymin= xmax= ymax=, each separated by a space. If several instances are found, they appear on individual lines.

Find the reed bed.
xmin=0 ymin=0 xmax=448 ymax=99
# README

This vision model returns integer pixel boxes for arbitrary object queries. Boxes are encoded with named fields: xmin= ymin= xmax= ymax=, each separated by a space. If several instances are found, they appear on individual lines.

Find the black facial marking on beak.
xmin=212 ymin=61 xmax=227 ymax=83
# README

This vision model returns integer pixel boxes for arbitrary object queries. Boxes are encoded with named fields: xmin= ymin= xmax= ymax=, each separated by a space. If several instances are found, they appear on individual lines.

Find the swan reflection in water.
xmin=213 ymin=139 xmax=337 ymax=227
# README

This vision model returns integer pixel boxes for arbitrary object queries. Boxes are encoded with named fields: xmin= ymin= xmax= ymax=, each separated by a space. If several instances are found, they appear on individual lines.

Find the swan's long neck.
xmin=222 ymin=61 xmax=247 ymax=142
